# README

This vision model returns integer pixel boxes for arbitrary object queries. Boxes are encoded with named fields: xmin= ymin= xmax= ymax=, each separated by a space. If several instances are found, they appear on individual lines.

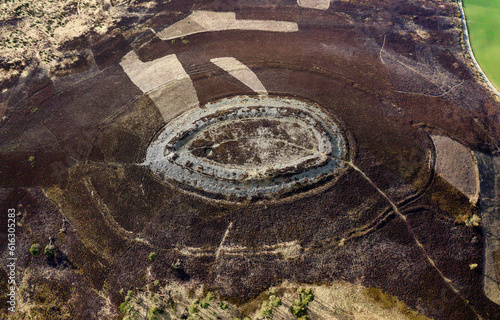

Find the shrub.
xmin=119 ymin=302 xmax=129 ymax=314
xmin=44 ymin=244 xmax=55 ymax=257
xmin=200 ymin=292 xmax=214 ymax=308
xmin=258 ymin=295 xmax=282 ymax=318
xmin=220 ymin=301 xmax=230 ymax=310
xmin=124 ymin=310 xmax=139 ymax=320
xmin=205 ymin=292 xmax=214 ymax=301
xmin=188 ymin=300 xmax=200 ymax=314
xmin=269 ymin=295 xmax=282 ymax=308
xmin=148 ymin=252 xmax=157 ymax=262
xmin=153 ymin=280 xmax=160 ymax=286
xmin=258 ymin=301 xmax=272 ymax=318
xmin=147 ymin=306 xmax=161 ymax=320
xmin=124 ymin=290 xmax=134 ymax=303
xmin=30 ymin=243 xmax=41 ymax=255
xmin=120 ymin=290 xmax=136 ymax=314
xmin=290 ymin=288 xmax=314 ymax=319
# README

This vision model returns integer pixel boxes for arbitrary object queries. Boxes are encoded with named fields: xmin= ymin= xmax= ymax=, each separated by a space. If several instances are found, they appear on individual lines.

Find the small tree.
xmin=220 ymin=301 xmax=229 ymax=310
xmin=290 ymin=288 xmax=314 ymax=319
xmin=200 ymin=292 xmax=214 ymax=309
xmin=119 ymin=301 xmax=129 ymax=314
xmin=200 ymin=299 xmax=210 ymax=309
xmin=30 ymin=243 xmax=41 ymax=255
xmin=147 ymin=306 xmax=161 ymax=320
xmin=44 ymin=244 xmax=55 ymax=257
xmin=148 ymin=252 xmax=157 ymax=262
xmin=120 ymin=291 xmax=135 ymax=314
xmin=188 ymin=299 xmax=200 ymax=314
xmin=258 ymin=294 xmax=282 ymax=319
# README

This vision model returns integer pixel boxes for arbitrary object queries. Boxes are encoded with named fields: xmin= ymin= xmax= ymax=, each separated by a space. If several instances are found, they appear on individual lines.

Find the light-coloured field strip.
xmin=120 ymin=51 xmax=190 ymax=93
xmin=210 ymin=57 xmax=267 ymax=94
xmin=476 ymin=152 xmax=500 ymax=305
xmin=156 ymin=11 xmax=298 ymax=41
xmin=297 ymin=0 xmax=331 ymax=10
xmin=431 ymin=135 xmax=479 ymax=204
xmin=119 ymin=51 xmax=199 ymax=121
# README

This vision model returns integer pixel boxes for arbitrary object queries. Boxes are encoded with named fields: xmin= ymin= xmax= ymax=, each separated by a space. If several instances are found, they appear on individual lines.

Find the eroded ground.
xmin=2 ymin=0 xmax=500 ymax=319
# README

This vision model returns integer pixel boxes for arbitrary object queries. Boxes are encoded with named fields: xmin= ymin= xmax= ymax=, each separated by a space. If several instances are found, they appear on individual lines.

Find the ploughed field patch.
xmin=145 ymin=95 xmax=349 ymax=201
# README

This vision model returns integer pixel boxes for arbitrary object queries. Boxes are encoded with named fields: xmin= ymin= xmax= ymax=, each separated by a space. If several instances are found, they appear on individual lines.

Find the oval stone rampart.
xmin=145 ymin=95 xmax=348 ymax=201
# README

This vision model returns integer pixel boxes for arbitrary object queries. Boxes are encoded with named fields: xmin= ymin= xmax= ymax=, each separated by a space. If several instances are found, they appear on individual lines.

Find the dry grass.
xmin=0 ymin=0 xmax=140 ymax=82
xmin=271 ymin=282 xmax=432 ymax=320
xmin=118 ymin=280 xmax=432 ymax=320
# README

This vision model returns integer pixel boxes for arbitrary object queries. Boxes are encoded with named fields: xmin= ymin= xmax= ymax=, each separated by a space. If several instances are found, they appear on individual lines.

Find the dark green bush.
xmin=29 ymin=243 xmax=41 ymax=255
xmin=148 ymin=252 xmax=157 ymax=262
xmin=220 ymin=301 xmax=229 ymax=310
xmin=290 ymin=288 xmax=314 ymax=319
xmin=44 ymin=244 xmax=55 ymax=257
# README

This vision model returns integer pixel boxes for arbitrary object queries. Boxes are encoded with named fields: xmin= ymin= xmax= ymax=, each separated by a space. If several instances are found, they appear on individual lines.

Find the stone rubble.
xmin=144 ymin=95 xmax=348 ymax=200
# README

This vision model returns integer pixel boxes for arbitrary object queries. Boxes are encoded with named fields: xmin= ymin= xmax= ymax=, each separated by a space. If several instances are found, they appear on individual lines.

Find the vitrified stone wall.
xmin=145 ymin=95 xmax=349 ymax=200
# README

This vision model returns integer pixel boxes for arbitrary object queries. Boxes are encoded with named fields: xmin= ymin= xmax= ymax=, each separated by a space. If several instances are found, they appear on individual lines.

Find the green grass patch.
xmin=463 ymin=0 xmax=500 ymax=91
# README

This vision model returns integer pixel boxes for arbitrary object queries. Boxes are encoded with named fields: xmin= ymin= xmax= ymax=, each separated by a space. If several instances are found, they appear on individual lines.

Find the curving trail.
xmin=347 ymin=161 xmax=483 ymax=319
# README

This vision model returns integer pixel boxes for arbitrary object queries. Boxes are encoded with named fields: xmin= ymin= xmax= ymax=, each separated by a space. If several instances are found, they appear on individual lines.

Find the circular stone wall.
xmin=145 ymin=95 xmax=348 ymax=201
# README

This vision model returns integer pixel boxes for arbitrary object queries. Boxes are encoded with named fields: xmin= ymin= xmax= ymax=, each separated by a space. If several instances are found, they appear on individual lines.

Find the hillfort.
xmin=1 ymin=0 xmax=500 ymax=319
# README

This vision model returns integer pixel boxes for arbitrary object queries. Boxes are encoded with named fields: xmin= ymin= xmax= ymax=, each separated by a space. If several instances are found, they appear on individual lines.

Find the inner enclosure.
xmin=185 ymin=117 xmax=317 ymax=168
